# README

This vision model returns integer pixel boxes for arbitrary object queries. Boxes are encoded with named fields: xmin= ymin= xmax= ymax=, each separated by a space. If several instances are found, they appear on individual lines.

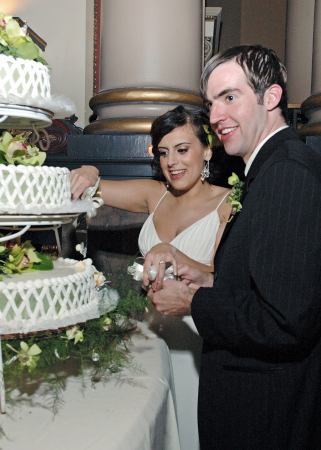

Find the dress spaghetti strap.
xmin=153 ymin=189 xmax=168 ymax=213
xmin=215 ymin=191 xmax=230 ymax=211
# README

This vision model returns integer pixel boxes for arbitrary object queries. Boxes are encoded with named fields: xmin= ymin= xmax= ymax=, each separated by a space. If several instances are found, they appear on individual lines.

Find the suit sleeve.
xmin=191 ymin=158 xmax=321 ymax=358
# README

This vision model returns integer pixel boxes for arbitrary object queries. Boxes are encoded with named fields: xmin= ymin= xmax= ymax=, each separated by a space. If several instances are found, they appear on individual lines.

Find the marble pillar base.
xmin=84 ymin=88 xmax=205 ymax=135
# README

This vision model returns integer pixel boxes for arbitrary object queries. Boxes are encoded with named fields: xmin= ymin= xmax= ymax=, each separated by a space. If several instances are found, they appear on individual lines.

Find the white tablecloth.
xmin=0 ymin=322 xmax=180 ymax=450
xmin=145 ymin=310 xmax=202 ymax=450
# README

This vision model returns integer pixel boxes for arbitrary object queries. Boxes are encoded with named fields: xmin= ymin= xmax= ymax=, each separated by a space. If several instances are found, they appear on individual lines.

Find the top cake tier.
xmin=0 ymin=54 xmax=51 ymax=102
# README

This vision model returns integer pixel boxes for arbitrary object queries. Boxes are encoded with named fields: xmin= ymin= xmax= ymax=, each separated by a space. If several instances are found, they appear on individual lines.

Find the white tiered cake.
xmin=0 ymin=54 xmax=51 ymax=102
xmin=0 ymin=164 xmax=72 ymax=213
xmin=0 ymin=14 xmax=108 ymax=416
xmin=0 ymin=258 xmax=101 ymax=335
xmin=0 ymin=14 xmax=107 ymax=337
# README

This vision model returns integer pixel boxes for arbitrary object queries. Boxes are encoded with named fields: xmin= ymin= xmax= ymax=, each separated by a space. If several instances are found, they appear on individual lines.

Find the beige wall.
xmin=0 ymin=0 xmax=94 ymax=128
xmin=206 ymin=0 xmax=287 ymax=61
xmin=285 ymin=0 xmax=315 ymax=103
xmin=241 ymin=0 xmax=287 ymax=62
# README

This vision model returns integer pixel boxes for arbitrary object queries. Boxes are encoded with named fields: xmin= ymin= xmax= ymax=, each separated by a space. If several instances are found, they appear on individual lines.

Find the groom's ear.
xmin=265 ymin=84 xmax=283 ymax=111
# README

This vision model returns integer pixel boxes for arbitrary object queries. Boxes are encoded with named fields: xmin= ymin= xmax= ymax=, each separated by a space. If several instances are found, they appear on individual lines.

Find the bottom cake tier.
xmin=0 ymin=258 xmax=100 ymax=335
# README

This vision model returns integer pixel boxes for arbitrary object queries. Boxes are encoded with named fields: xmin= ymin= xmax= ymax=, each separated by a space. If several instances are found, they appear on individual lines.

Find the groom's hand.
xmin=178 ymin=265 xmax=214 ymax=289
xmin=148 ymin=279 xmax=196 ymax=316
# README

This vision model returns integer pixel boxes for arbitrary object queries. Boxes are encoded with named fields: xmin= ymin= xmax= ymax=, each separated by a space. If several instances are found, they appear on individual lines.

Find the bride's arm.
xmin=142 ymin=243 xmax=214 ymax=288
xmin=70 ymin=165 xmax=165 ymax=214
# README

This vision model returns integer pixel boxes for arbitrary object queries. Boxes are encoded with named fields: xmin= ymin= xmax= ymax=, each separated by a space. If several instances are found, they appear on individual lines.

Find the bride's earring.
xmin=201 ymin=160 xmax=210 ymax=182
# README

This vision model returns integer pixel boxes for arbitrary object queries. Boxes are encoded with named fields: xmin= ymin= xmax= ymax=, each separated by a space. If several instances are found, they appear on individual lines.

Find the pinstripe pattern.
xmin=191 ymin=128 xmax=321 ymax=449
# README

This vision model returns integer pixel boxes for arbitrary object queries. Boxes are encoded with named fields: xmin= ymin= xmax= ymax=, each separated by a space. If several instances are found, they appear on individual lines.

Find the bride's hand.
xmin=143 ymin=243 xmax=178 ymax=290
xmin=70 ymin=165 xmax=99 ymax=200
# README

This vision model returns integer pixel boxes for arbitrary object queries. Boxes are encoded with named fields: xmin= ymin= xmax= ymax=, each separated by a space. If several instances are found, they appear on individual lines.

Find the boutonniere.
xmin=223 ymin=172 xmax=244 ymax=222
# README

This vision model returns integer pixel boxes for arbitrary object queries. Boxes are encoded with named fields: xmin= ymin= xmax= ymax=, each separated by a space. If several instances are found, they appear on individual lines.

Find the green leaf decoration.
xmin=0 ymin=16 xmax=49 ymax=65
xmin=0 ymin=131 xmax=46 ymax=167
xmin=203 ymin=124 xmax=213 ymax=148
xmin=5 ymin=18 xmax=20 ymax=40
xmin=0 ymin=237 xmax=54 ymax=275
xmin=34 ymin=252 xmax=54 ymax=270
xmin=11 ymin=149 xmax=26 ymax=158
xmin=16 ymin=41 xmax=39 ymax=61
xmin=10 ymin=243 xmax=23 ymax=258
xmin=26 ymin=249 xmax=41 ymax=264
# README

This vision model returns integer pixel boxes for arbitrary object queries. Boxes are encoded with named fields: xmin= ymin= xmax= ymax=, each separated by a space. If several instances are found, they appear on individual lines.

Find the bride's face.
xmin=158 ymin=124 xmax=212 ymax=191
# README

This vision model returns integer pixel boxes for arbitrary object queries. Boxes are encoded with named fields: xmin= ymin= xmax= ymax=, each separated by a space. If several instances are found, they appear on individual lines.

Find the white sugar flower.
xmin=76 ymin=242 xmax=87 ymax=258
xmin=127 ymin=261 xmax=143 ymax=281
xmin=94 ymin=271 xmax=106 ymax=287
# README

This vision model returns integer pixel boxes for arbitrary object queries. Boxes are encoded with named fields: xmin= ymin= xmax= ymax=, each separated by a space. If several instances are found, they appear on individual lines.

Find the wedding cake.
xmin=0 ymin=257 xmax=102 ymax=335
xmin=0 ymin=54 xmax=51 ymax=102
xmin=0 ymin=164 xmax=72 ymax=214
xmin=0 ymin=15 xmax=106 ymax=339
xmin=0 ymin=130 xmax=100 ymax=215
xmin=0 ymin=13 xmax=74 ymax=115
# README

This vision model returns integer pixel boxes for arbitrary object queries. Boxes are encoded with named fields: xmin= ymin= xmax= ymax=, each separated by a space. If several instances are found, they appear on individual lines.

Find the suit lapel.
xmin=215 ymin=127 xmax=299 ymax=255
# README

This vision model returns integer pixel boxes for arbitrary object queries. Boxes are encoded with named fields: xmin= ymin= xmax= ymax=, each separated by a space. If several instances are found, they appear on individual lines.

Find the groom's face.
xmin=205 ymin=60 xmax=270 ymax=164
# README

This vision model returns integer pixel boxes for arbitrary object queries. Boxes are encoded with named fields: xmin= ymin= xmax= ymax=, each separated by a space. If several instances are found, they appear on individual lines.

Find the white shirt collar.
xmin=244 ymin=126 xmax=288 ymax=176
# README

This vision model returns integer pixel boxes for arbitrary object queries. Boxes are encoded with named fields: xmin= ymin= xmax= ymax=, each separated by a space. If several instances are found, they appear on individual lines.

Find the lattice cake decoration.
xmin=0 ymin=258 xmax=101 ymax=335
xmin=0 ymin=164 xmax=72 ymax=213
xmin=0 ymin=55 xmax=51 ymax=100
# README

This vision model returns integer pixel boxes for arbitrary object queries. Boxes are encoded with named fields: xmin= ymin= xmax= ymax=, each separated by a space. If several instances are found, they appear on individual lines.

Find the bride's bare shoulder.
xmin=144 ymin=180 xmax=168 ymax=210
xmin=210 ymin=185 xmax=232 ymax=218
xmin=210 ymin=185 xmax=231 ymax=199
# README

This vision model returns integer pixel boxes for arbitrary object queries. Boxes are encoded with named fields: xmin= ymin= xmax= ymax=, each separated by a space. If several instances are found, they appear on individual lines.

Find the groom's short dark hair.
xmin=200 ymin=45 xmax=288 ymax=120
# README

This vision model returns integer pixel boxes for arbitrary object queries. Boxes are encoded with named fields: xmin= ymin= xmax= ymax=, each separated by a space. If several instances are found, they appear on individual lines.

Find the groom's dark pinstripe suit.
xmin=192 ymin=127 xmax=321 ymax=449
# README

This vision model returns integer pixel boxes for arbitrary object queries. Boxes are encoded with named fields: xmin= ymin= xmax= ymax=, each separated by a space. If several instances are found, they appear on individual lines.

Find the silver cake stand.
xmin=0 ymin=104 xmax=53 ymax=129
xmin=0 ymin=214 xmax=79 ymax=256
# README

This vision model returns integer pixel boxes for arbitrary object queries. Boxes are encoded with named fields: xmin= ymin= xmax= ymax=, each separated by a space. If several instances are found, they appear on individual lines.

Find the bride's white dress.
xmin=138 ymin=190 xmax=228 ymax=450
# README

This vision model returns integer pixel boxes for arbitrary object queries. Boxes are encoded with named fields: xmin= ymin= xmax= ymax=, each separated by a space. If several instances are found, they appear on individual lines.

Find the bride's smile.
xmin=158 ymin=124 xmax=212 ymax=191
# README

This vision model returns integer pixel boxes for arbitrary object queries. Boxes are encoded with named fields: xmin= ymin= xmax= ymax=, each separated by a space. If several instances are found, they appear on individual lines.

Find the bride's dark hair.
xmin=150 ymin=105 xmax=244 ymax=186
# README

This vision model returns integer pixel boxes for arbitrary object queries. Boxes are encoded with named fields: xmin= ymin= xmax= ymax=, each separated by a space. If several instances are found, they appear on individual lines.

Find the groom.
xmin=149 ymin=45 xmax=321 ymax=449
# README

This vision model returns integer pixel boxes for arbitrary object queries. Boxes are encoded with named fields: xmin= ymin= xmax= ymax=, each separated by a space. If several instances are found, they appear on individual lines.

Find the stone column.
xmin=299 ymin=0 xmax=321 ymax=138
xmin=285 ymin=0 xmax=315 ymax=105
xmin=84 ymin=0 xmax=204 ymax=134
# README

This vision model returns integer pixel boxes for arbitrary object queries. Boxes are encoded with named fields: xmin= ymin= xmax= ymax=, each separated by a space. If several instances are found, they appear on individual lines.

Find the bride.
xmin=70 ymin=105 xmax=236 ymax=449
